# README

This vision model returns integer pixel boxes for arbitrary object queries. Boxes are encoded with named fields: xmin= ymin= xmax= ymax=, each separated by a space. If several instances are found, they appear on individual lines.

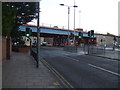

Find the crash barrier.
xmin=64 ymin=46 xmax=77 ymax=53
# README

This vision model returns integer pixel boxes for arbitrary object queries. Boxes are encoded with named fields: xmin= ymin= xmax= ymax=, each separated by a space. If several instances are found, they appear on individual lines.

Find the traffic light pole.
xmin=87 ymin=30 xmax=94 ymax=54
xmin=28 ymin=37 xmax=32 ymax=55
xmin=36 ymin=2 xmax=40 ymax=68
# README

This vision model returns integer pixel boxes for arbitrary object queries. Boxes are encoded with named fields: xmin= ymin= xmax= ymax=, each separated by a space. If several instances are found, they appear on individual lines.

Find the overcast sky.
xmin=28 ymin=0 xmax=120 ymax=35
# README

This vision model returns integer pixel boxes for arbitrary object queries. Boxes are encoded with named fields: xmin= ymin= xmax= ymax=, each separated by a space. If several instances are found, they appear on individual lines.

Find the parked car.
xmin=41 ymin=42 xmax=52 ymax=46
xmin=41 ymin=42 xmax=47 ymax=46
xmin=46 ymin=42 xmax=52 ymax=46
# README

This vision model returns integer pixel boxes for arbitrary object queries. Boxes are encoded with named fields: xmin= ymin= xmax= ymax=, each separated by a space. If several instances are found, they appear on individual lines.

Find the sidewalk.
xmin=2 ymin=52 xmax=62 ymax=88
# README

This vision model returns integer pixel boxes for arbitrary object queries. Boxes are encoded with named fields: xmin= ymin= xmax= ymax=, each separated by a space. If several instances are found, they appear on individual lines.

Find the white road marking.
xmin=88 ymin=64 xmax=120 ymax=77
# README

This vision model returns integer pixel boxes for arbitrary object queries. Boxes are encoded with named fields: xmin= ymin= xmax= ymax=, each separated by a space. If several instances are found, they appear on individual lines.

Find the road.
xmin=39 ymin=47 xmax=120 ymax=88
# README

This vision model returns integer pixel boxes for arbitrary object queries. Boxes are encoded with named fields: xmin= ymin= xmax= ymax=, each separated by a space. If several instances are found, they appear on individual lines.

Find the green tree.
xmin=6 ymin=2 xmax=37 ymax=25
xmin=2 ymin=2 xmax=37 ymax=37
xmin=2 ymin=3 xmax=16 ymax=37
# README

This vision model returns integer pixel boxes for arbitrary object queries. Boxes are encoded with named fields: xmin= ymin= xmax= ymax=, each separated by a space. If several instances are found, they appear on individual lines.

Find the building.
xmin=96 ymin=33 xmax=120 ymax=47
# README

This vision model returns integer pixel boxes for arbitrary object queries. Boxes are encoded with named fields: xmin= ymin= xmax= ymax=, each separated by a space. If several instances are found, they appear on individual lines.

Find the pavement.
xmin=2 ymin=52 xmax=62 ymax=88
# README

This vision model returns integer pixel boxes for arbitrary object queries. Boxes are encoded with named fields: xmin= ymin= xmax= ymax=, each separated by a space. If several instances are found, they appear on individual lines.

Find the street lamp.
xmin=73 ymin=0 xmax=78 ymax=46
xmin=79 ymin=11 xmax=81 ymax=28
xmin=59 ymin=4 xmax=78 ymax=46
xmin=59 ymin=4 xmax=71 ymax=45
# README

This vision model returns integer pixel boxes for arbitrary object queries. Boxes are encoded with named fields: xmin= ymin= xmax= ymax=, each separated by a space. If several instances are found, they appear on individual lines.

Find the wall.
xmin=97 ymin=34 xmax=120 ymax=46
xmin=44 ymin=37 xmax=53 ymax=45
xmin=2 ymin=37 xmax=6 ymax=60
xmin=1 ymin=37 xmax=12 ymax=61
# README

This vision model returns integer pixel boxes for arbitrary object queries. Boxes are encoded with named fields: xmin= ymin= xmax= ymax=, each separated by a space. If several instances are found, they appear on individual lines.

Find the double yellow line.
xmin=40 ymin=57 xmax=74 ymax=88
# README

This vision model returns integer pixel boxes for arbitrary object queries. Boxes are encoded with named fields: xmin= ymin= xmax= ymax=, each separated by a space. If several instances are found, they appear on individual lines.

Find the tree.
xmin=6 ymin=2 xmax=37 ymax=25
xmin=2 ymin=3 xmax=16 ymax=37
xmin=2 ymin=2 xmax=37 ymax=37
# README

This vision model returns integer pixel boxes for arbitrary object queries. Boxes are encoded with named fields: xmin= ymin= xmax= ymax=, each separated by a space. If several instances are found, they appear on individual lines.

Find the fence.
xmin=64 ymin=46 xmax=77 ymax=53
xmin=78 ymin=44 xmax=119 ymax=59
xmin=31 ymin=48 xmax=37 ymax=62
xmin=31 ymin=48 xmax=40 ymax=68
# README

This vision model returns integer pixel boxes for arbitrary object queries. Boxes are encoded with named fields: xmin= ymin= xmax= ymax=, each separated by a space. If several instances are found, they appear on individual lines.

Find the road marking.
xmin=88 ymin=64 xmax=120 ymax=77
xmin=63 ymin=56 xmax=79 ymax=62
xmin=53 ymin=82 xmax=60 ymax=86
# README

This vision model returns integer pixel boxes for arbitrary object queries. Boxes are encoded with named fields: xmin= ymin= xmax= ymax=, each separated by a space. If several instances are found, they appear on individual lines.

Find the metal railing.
xmin=64 ymin=46 xmax=77 ymax=53
xmin=31 ymin=48 xmax=38 ymax=65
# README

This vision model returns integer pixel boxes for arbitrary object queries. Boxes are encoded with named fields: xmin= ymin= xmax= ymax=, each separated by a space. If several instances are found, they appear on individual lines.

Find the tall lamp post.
xmin=59 ymin=4 xmax=71 ymax=45
xmin=59 ymin=4 xmax=78 ymax=45
xmin=73 ymin=0 xmax=78 ymax=46
xmin=79 ymin=11 xmax=81 ymax=28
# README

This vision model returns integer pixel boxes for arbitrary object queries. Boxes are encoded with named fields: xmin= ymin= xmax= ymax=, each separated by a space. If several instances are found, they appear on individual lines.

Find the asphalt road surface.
xmin=39 ymin=47 xmax=120 ymax=88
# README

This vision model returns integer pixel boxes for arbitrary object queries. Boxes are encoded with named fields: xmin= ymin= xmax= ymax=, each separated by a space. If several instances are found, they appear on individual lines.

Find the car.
xmin=41 ymin=42 xmax=52 ymax=46
xmin=41 ymin=42 xmax=47 ymax=46
xmin=115 ymin=43 xmax=120 ymax=48
xmin=46 ymin=42 xmax=52 ymax=46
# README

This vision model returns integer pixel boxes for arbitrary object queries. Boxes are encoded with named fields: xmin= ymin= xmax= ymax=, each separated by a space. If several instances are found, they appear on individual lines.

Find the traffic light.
xmin=91 ymin=30 xmax=94 ymax=37
xmin=78 ymin=32 xmax=83 ymax=39
xmin=88 ymin=30 xmax=94 ymax=37
xmin=25 ymin=28 xmax=32 ymax=37
xmin=70 ymin=32 xmax=74 ymax=39
xmin=88 ymin=31 xmax=91 ymax=37
xmin=114 ymin=36 xmax=116 ymax=41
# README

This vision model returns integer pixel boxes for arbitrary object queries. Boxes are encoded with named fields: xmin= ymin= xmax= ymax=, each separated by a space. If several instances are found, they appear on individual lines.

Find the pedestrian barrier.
xmin=64 ymin=46 xmax=77 ymax=53
xmin=31 ymin=48 xmax=37 ymax=62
